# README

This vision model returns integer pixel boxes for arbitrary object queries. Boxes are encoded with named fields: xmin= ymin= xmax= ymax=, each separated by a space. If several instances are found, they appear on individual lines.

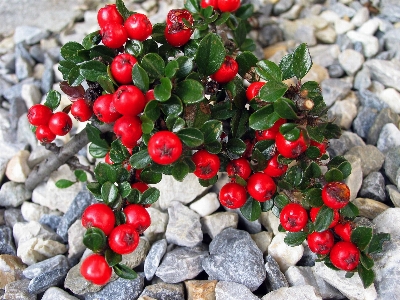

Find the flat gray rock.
xmin=215 ymin=281 xmax=259 ymax=300
xmin=144 ymin=239 xmax=167 ymax=281
xmin=140 ymin=282 xmax=185 ymax=300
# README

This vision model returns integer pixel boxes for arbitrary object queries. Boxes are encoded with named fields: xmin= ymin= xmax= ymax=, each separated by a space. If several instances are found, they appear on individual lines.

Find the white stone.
xmin=268 ymin=233 xmax=304 ymax=272
xmin=378 ymin=88 xmax=400 ymax=114
xmin=343 ymin=154 xmax=363 ymax=201
xmin=20 ymin=201 xmax=61 ymax=222
xmin=261 ymin=285 xmax=322 ymax=300
xmin=42 ymin=287 xmax=79 ymax=300
xmin=21 ymin=84 xmax=42 ymax=108
xmin=260 ymin=211 xmax=280 ymax=235
xmin=17 ymin=237 xmax=67 ymax=265
xmin=328 ymin=100 xmax=358 ymax=130
xmin=346 ymin=30 xmax=379 ymax=58
xmin=377 ymin=123 xmax=400 ymax=154
xmin=334 ymin=19 xmax=355 ymax=35
xmin=319 ymin=10 xmax=340 ymax=23
xmin=201 ymin=212 xmax=239 ymax=239
xmin=251 ymin=231 xmax=273 ymax=255
xmin=215 ymin=281 xmax=259 ymax=300
xmin=357 ymin=18 xmax=380 ymax=36
xmin=13 ymin=221 xmax=60 ymax=247
xmin=67 ymin=219 xmax=86 ymax=259
xmin=0 ymin=182 xmax=32 ymax=208
xmin=143 ymin=207 xmax=168 ymax=243
xmin=351 ymin=7 xmax=370 ymax=27
xmin=189 ymin=193 xmax=220 ymax=217
xmin=373 ymin=208 xmax=400 ymax=239
xmin=5 ymin=150 xmax=31 ymax=183
xmin=338 ymin=49 xmax=365 ymax=76
xmin=316 ymin=26 xmax=337 ymax=44
xmin=151 ymin=174 xmax=209 ymax=210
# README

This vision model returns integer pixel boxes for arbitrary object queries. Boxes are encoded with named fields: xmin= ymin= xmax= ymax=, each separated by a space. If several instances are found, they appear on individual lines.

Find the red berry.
xmin=246 ymin=82 xmax=265 ymax=101
xmin=113 ymin=85 xmax=146 ymax=116
xmin=108 ymin=224 xmax=140 ymax=255
xmin=123 ymin=204 xmax=151 ymax=234
xmin=322 ymin=182 xmax=350 ymax=209
xmin=226 ymin=157 xmax=252 ymax=180
xmin=192 ymin=150 xmax=221 ymax=180
xmin=210 ymin=56 xmax=238 ymax=84
xmin=330 ymin=241 xmax=360 ymax=271
xmin=218 ymin=0 xmax=241 ymax=12
xmin=27 ymin=104 xmax=53 ymax=126
xmin=310 ymin=140 xmax=327 ymax=157
xmin=219 ymin=182 xmax=247 ymax=209
xmin=80 ymin=254 xmax=112 ymax=285
xmin=334 ymin=222 xmax=352 ymax=242
xmin=97 ymin=4 xmax=124 ymax=28
xmin=70 ymin=99 xmax=93 ymax=122
xmin=48 ymin=112 xmax=72 ymax=136
xmin=93 ymin=94 xmax=121 ymax=123
xmin=246 ymin=172 xmax=276 ymax=202
xmin=110 ymin=53 xmax=138 ymax=85
xmin=307 ymin=230 xmax=335 ymax=255
xmin=100 ymin=23 xmax=128 ymax=49
xmin=255 ymin=118 xmax=286 ymax=141
xmin=280 ymin=203 xmax=308 ymax=232
xmin=124 ymin=13 xmax=153 ymax=41
xmin=200 ymin=0 xmax=219 ymax=9
xmin=131 ymin=182 xmax=149 ymax=193
xmin=166 ymin=9 xmax=194 ymax=27
xmin=35 ymin=125 xmax=56 ymax=143
xmin=82 ymin=203 xmax=116 ymax=236
xmin=165 ymin=9 xmax=194 ymax=47
xmin=275 ymin=131 xmax=308 ymax=159
xmin=145 ymin=89 xmax=155 ymax=103
xmin=113 ymin=115 xmax=143 ymax=149
xmin=105 ymin=152 xmax=113 ymax=165
xmin=310 ymin=207 xmax=340 ymax=228
xmin=147 ymin=131 xmax=183 ymax=165
xmin=263 ymin=154 xmax=288 ymax=177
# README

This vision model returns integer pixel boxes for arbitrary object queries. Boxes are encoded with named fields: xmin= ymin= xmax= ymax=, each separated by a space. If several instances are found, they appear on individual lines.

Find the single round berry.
xmin=123 ymin=204 xmax=151 ymax=234
xmin=113 ymin=85 xmax=146 ymax=116
xmin=218 ymin=0 xmax=241 ymax=12
xmin=110 ymin=53 xmax=138 ymax=85
xmin=226 ymin=157 xmax=252 ymax=180
xmin=310 ymin=206 xmax=340 ymax=228
xmin=166 ymin=9 xmax=194 ymax=27
xmin=70 ymin=99 xmax=93 ymax=122
xmin=35 ymin=125 xmax=56 ymax=143
xmin=124 ymin=13 xmax=153 ymax=41
xmin=145 ymin=89 xmax=155 ymax=103
xmin=322 ymin=182 xmax=350 ymax=209
xmin=108 ymin=224 xmax=140 ymax=255
xmin=93 ymin=94 xmax=121 ymax=123
xmin=334 ymin=222 xmax=352 ymax=242
xmin=275 ymin=131 xmax=308 ymax=159
xmin=263 ymin=154 xmax=288 ymax=177
xmin=210 ymin=56 xmax=238 ymax=84
xmin=246 ymin=81 xmax=265 ymax=101
xmin=255 ymin=118 xmax=286 ymax=141
xmin=105 ymin=152 xmax=113 ymax=165
xmin=100 ymin=23 xmax=128 ymax=49
xmin=131 ymin=182 xmax=149 ymax=193
xmin=147 ymin=131 xmax=183 ymax=165
xmin=48 ymin=112 xmax=72 ymax=136
xmin=27 ymin=104 xmax=53 ymax=126
xmin=280 ymin=203 xmax=308 ymax=232
xmin=247 ymin=172 xmax=276 ymax=202
xmin=81 ymin=203 xmax=116 ymax=236
xmin=97 ymin=4 xmax=124 ymax=28
xmin=113 ymin=115 xmax=143 ymax=149
xmin=165 ymin=9 xmax=194 ymax=47
xmin=330 ymin=241 xmax=360 ymax=271
xmin=307 ymin=230 xmax=335 ymax=255
xmin=192 ymin=149 xmax=220 ymax=180
xmin=200 ymin=0 xmax=219 ymax=9
xmin=219 ymin=182 xmax=247 ymax=209
xmin=80 ymin=254 xmax=112 ymax=285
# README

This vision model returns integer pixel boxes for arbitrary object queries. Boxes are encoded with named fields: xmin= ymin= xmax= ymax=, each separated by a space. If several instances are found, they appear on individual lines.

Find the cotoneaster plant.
xmin=26 ymin=0 xmax=390 ymax=288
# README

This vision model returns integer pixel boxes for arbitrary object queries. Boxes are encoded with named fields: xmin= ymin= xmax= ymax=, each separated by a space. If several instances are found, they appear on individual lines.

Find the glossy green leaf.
xmin=240 ymin=198 xmax=261 ymax=221
xmin=141 ymin=115 xmax=154 ymax=134
xmin=261 ymin=199 xmax=274 ymax=212
xmin=284 ymin=231 xmax=308 ymax=246
xmin=79 ymin=61 xmax=107 ymax=81
xmin=306 ymin=146 xmax=322 ymax=159
xmin=89 ymin=46 xmax=115 ymax=63
xmin=351 ymin=226 xmax=373 ymax=251
xmin=307 ymin=125 xmax=325 ymax=143
xmin=292 ymin=43 xmax=313 ymax=80
xmin=215 ymin=12 xmax=230 ymax=25
xmin=274 ymin=98 xmax=298 ymax=120
xmin=256 ymin=60 xmax=282 ymax=82
xmin=110 ymin=140 xmax=130 ymax=164
xmin=132 ymin=63 xmax=149 ymax=93
xmin=358 ymin=264 xmax=375 ymax=288
xmin=116 ymin=0 xmax=133 ymax=20
xmin=113 ymin=264 xmax=137 ymax=280
xmin=130 ymin=149 xmax=152 ymax=169
xmin=55 ymin=179 xmax=75 ymax=189
xmin=126 ymin=188 xmax=140 ymax=204
xmin=251 ymin=149 xmax=268 ymax=172
xmin=160 ymin=95 xmax=183 ymax=117
xmin=151 ymin=23 xmax=167 ymax=44
xmin=89 ymin=143 xmax=109 ymax=158
xmin=74 ymin=170 xmax=87 ymax=182
xmin=175 ymin=56 xmax=193 ymax=79
xmin=141 ymin=53 xmax=165 ymax=79
xmin=44 ymin=90 xmax=61 ymax=111
xmin=172 ymin=161 xmax=190 ymax=182
xmin=140 ymin=187 xmax=160 ymax=205
xmin=279 ymin=52 xmax=295 ymax=81
xmin=235 ymin=4 xmax=254 ymax=19
xmin=177 ymin=127 xmax=204 ymax=147
xmin=125 ymin=39 xmax=143 ymax=57
xmin=233 ymin=20 xmax=247 ymax=48
xmin=101 ymin=181 xmax=119 ymax=205
xmin=284 ymin=166 xmax=303 ymax=187
xmin=360 ymin=252 xmax=374 ymax=270
xmin=280 ymin=123 xmax=300 ymax=141
xmin=154 ymin=77 xmax=172 ymax=102
xmin=324 ymin=122 xmax=342 ymax=139
xmin=211 ymin=101 xmax=235 ymax=120
xmin=58 ymin=60 xmax=76 ymax=80
xmin=249 ymin=105 xmax=278 ymax=130
xmin=367 ymin=233 xmax=390 ymax=254
xmin=195 ymin=33 xmax=225 ymax=76
xmin=82 ymin=31 xmax=101 ymax=49
xmin=200 ymin=120 xmax=223 ymax=144
xmin=340 ymin=202 xmax=359 ymax=220
xmin=83 ymin=227 xmax=106 ymax=252
xmin=304 ymin=188 xmax=323 ymax=208
xmin=166 ymin=116 xmax=186 ymax=132
xmin=68 ymin=66 xmax=84 ymax=86
xmin=175 ymin=79 xmax=204 ymax=104
xmin=205 ymin=140 xmax=222 ymax=154
xmin=304 ymin=162 xmax=322 ymax=179
xmin=60 ymin=42 xmax=86 ymax=63
xmin=259 ymin=81 xmax=288 ymax=103
xmin=314 ymin=205 xmax=334 ymax=232
xmin=274 ymin=194 xmax=290 ymax=209
xmin=94 ymin=163 xmax=117 ymax=184
xmin=236 ymin=51 xmax=258 ymax=77
xmin=97 ymin=75 xmax=115 ymax=94
xmin=86 ymin=182 xmax=102 ymax=198
xmin=325 ymin=168 xmax=344 ymax=182
xmin=86 ymin=123 xmax=109 ymax=149
xmin=230 ymin=109 xmax=249 ymax=139
xmin=139 ymin=168 xmax=162 ymax=184
xmin=144 ymin=100 xmax=161 ymax=122
xmin=165 ymin=60 xmax=179 ymax=78
xmin=338 ymin=161 xmax=352 ymax=179
xmin=226 ymin=138 xmax=246 ymax=156
xmin=119 ymin=181 xmax=132 ymax=198
xmin=184 ymin=0 xmax=200 ymax=13
xmin=105 ymin=249 xmax=122 ymax=267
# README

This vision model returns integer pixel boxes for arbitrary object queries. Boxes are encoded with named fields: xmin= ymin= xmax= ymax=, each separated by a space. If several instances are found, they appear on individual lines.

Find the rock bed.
xmin=0 ymin=0 xmax=400 ymax=299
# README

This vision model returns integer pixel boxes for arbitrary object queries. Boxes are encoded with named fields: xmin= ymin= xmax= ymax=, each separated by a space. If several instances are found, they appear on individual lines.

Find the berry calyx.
xmin=27 ymin=104 xmax=53 ymax=126
xmin=82 ymin=203 xmax=116 ymax=236
xmin=330 ymin=241 xmax=360 ymax=271
xmin=80 ymin=254 xmax=112 ymax=285
xmin=70 ymin=99 xmax=93 ymax=122
xmin=246 ymin=172 xmax=276 ymax=202
xmin=280 ymin=203 xmax=308 ymax=232
xmin=307 ymin=230 xmax=335 ymax=255
xmin=147 ymin=131 xmax=183 ymax=165
xmin=226 ymin=157 xmax=252 ymax=180
xmin=210 ymin=56 xmax=238 ymax=84
xmin=322 ymin=182 xmax=350 ymax=209
xmin=110 ymin=53 xmax=138 ymax=85
xmin=108 ymin=224 xmax=140 ymax=255
xmin=48 ymin=112 xmax=72 ymax=136
xmin=310 ymin=206 xmax=340 ymax=228
xmin=192 ymin=149 xmax=220 ymax=180
xmin=124 ymin=13 xmax=153 ymax=41
xmin=123 ymin=204 xmax=151 ymax=234
xmin=275 ymin=131 xmax=308 ymax=159
xmin=219 ymin=182 xmax=247 ymax=209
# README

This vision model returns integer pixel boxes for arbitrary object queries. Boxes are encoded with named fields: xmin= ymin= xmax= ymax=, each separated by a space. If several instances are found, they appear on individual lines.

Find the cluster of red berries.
xmin=200 ymin=0 xmax=241 ymax=12
xmin=80 ymin=202 xmax=151 ymax=285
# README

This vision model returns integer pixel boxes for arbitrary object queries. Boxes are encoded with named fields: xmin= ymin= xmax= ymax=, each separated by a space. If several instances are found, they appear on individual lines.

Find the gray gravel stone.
xmin=215 ymin=281 xmax=259 ymax=300
xmin=330 ymin=2 xmax=356 ymax=18
xmin=42 ymin=287 xmax=79 ymax=300
xmin=346 ymin=145 xmax=385 ymax=177
xmin=202 ymin=228 xmax=266 ymax=292
xmin=261 ymin=285 xmax=322 ymax=300
xmin=328 ymin=64 xmax=345 ymax=78
xmin=273 ymin=0 xmax=294 ymax=15
xmin=373 ymin=208 xmax=400 ymax=239
xmin=4 ymin=208 xmax=24 ymax=228
xmin=144 ymin=239 xmax=167 ymax=281
xmin=365 ymin=59 xmax=400 ymax=92
xmin=377 ymin=123 xmax=400 ymax=154
xmin=328 ymin=131 xmax=365 ymax=157
xmin=357 ymin=89 xmax=388 ymax=111
xmin=367 ymin=107 xmax=400 ymax=145
xmin=346 ymin=30 xmax=379 ymax=58
xmin=383 ymin=147 xmax=400 ymax=185
xmin=321 ymin=78 xmax=352 ymax=107
xmin=343 ymin=154 xmax=363 ymax=201
xmin=0 ymin=181 xmax=32 ymax=208
xmin=0 ymin=225 xmax=16 ymax=255
xmin=14 ymin=26 xmax=50 ymax=45
xmin=386 ymin=185 xmax=400 ymax=207
xmin=359 ymin=172 xmax=387 ymax=202
xmin=3 ymin=279 xmax=36 ymax=300
xmin=39 ymin=214 xmax=62 ymax=232
xmin=258 ymin=24 xmax=284 ymax=47
xmin=328 ymin=99 xmax=357 ymax=129
xmin=140 ymin=282 xmax=185 ymax=300
xmin=352 ymin=106 xmax=378 ymax=139
xmin=23 ymin=254 xmax=69 ymax=279
xmin=265 ymin=255 xmax=289 ymax=292
xmin=28 ymin=267 xmax=69 ymax=294
xmin=354 ymin=66 xmax=371 ymax=90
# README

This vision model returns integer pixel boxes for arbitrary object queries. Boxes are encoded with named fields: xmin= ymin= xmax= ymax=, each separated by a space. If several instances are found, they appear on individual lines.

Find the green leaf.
xmin=86 ymin=123 xmax=109 ymax=149
xmin=185 ymin=101 xmax=211 ymax=128
xmin=233 ymin=20 xmax=247 ymax=48
xmin=259 ymin=81 xmax=288 ymax=103
xmin=184 ymin=0 xmax=200 ymax=13
xmin=58 ymin=60 xmax=76 ymax=80
xmin=198 ymin=175 xmax=218 ymax=187
xmin=83 ymin=227 xmax=107 ymax=252
xmin=101 ymin=181 xmax=119 ymax=205
xmin=280 ymin=123 xmax=300 ymax=141
xmin=89 ymin=46 xmax=115 ymax=63
xmin=304 ymin=161 xmax=322 ymax=179
xmin=254 ymin=140 xmax=276 ymax=161
xmin=175 ymin=56 xmax=193 ymax=79
xmin=307 ymin=125 xmax=325 ymax=143
xmin=119 ymin=181 xmax=132 ymax=198
xmin=139 ymin=168 xmax=162 ymax=184
xmin=141 ymin=53 xmax=165 ymax=79
xmin=79 ymin=61 xmax=107 ymax=81
xmin=236 ymin=51 xmax=258 ymax=77
xmin=175 ymin=79 xmax=205 ymax=104
xmin=215 ymin=12 xmax=230 ymax=25
xmin=325 ymin=168 xmax=344 ymax=182
xmin=358 ymin=264 xmax=375 ymax=288
xmin=249 ymin=105 xmax=279 ymax=130
xmin=126 ymin=188 xmax=140 ymax=204
xmin=151 ymin=23 xmax=167 ymax=44
xmin=110 ymin=140 xmax=130 ymax=164
xmin=340 ymin=202 xmax=359 ymax=220
xmin=284 ymin=231 xmax=308 ymax=246
xmin=360 ymin=252 xmax=374 ymax=270
xmin=304 ymin=188 xmax=323 ymax=208
xmin=261 ymin=199 xmax=274 ymax=212
xmin=116 ymin=168 xmax=130 ymax=183
xmin=82 ymin=30 xmax=101 ymax=49
xmin=235 ymin=4 xmax=254 ymax=19
xmin=200 ymin=120 xmax=223 ymax=144
xmin=89 ymin=143 xmax=109 ymax=158
xmin=116 ymin=0 xmax=133 ymax=20
xmin=68 ymin=66 xmax=84 ymax=86
xmin=113 ymin=264 xmax=138 ymax=280
xmin=60 ymin=42 xmax=86 ymax=63
xmin=327 ymin=156 xmax=347 ymax=168
xmin=240 ymin=198 xmax=261 ymax=221
xmin=292 ymin=43 xmax=312 ymax=80
xmin=324 ymin=122 xmax=342 ymax=139
xmin=132 ymin=63 xmax=149 ymax=93
xmin=97 ymin=75 xmax=115 ymax=94
xmin=44 ymin=90 xmax=61 ymax=111
xmin=256 ymin=60 xmax=282 ymax=82
xmin=105 ymin=249 xmax=122 ymax=267
xmin=338 ymin=161 xmax=352 ymax=179
xmin=55 ymin=179 xmax=75 ymax=189
xmin=165 ymin=60 xmax=179 ymax=78
xmin=251 ymin=149 xmax=268 ymax=172
xmin=279 ymin=52 xmax=295 ymax=81
xmin=86 ymin=182 xmax=102 ymax=198
xmin=211 ymin=101 xmax=235 ymax=120
xmin=160 ymin=95 xmax=183 ymax=117
xmin=230 ymin=109 xmax=249 ymax=139
xmin=274 ymin=98 xmax=298 ymax=120
xmin=154 ymin=77 xmax=172 ymax=102
xmin=74 ymin=170 xmax=87 ymax=182
xmin=195 ymin=33 xmax=225 ymax=76
xmin=284 ymin=166 xmax=303 ymax=187
xmin=140 ymin=187 xmax=160 ymax=205
xmin=226 ymin=138 xmax=246 ymax=156
xmin=205 ymin=140 xmax=222 ymax=154
xmin=166 ymin=116 xmax=185 ymax=132
xmin=172 ymin=161 xmax=189 ymax=181
xmin=95 ymin=163 xmax=117 ymax=184
xmin=177 ymin=128 xmax=204 ymax=147
xmin=130 ymin=149 xmax=152 ymax=169
xmin=141 ymin=115 xmax=154 ymax=134
xmin=351 ymin=226 xmax=373 ymax=251
xmin=125 ymin=39 xmax=143 ymax=57
xmin=144 ymin=99 xmax=161 ymax=122
xmin=367 ymin=233 xmax=390 ymax=254
xmin=314 ymin=205 xmax=334 ymax=232
xmin=274 ymin=194 xmax=290 ymax=209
